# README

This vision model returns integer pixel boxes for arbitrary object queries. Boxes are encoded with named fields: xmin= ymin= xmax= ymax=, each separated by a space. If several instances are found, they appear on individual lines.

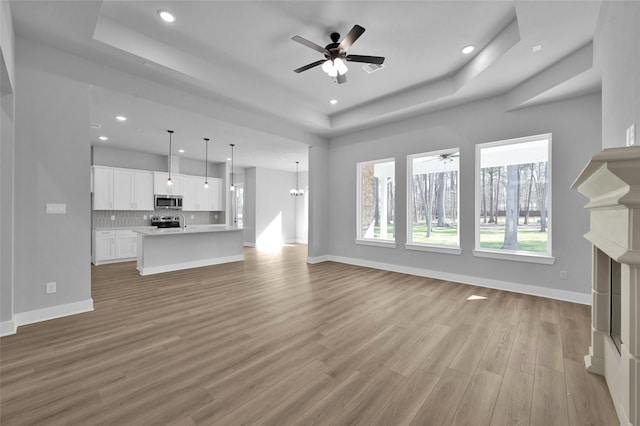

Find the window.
xmin=356 ymin=158 xmax=395 ymax=246
xmin=475 ymin=134 xmax=553 ymax=263
xmin=407 ymin=149 xmax=460 ymax=254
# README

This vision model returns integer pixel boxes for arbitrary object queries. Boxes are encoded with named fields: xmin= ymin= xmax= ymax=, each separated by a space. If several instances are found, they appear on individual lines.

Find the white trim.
xmin=355 ymin=239 xmax=396 ymax=248
xmin=92 ymin=256 xmax=136 ymax=266
xmin=11 ymin=299 xmax=94 ymax=332
xmin=0 ymin=320 xmax=17 ymax=337
xmin=405 ymin=243 xmax=462 ymax=255
xmin=356 ymin=157 xmax=395 ymax=242
xmin=307 ymin=255 xmax=330 ymax=264
xmin=475 ymin=133 xmax=553 ymax=257
xmin=314 ymin=254 xmax=589 ymax=304
xmin=137 ymin=254 xmax=244 ymax=275
xmin=243 ymin=242 xmax=256 ymax=247
xmin=472 ymin=249 xmax=556 ymax=264
xmin=406 ymin=148 xmax=460 ymax=248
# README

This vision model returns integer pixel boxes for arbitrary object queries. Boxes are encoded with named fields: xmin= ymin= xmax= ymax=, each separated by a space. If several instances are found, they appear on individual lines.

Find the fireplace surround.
xmin=572 ymin=146 xmax=640 ymax=425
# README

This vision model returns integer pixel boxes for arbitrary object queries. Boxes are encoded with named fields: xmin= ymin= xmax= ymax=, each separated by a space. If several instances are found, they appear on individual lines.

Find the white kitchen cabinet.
xmin=208 ymin=178 xmax=222 ymax=210
xmin=115 ymin=230 xmax=137 ymax=258
xmin=182 ymin=175 xmax=197 ymax=211
xmin=183 ymin=176 xmax=221 ymax=211
xmin=154 ymin=172 xmax=183 ymax=196
xmin=113 ymin=169 xmax=153 ymax=210
xmin=133 ymin=172 xmax=154 ymax=210
xmin=92 ymin=229 xmax=138 ymax=265
xmin=93 ymin=230 xmax=116 ymax=263
xmin=92 ymin=166 xmax=114 ymax=210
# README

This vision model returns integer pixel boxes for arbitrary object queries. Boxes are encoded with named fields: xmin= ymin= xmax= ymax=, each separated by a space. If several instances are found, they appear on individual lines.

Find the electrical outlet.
xmin=560 ymin=270 xmax=568 ymax=280
xmin=143 ymin=215 xmax=147 ymax=220
xmin=46 ymin=282 xmax=57 ymax=294
xmin=110 ymin=215 xmax=115 ymax=221
xmin=46 ymin=203 xmax=66 ymax=214
xmin=191 ymin=215 xmax=194 ymax=220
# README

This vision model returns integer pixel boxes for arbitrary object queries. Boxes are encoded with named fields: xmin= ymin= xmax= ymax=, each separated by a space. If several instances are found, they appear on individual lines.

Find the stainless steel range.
xmin=150 ymin=216 xmax=181 ymax=228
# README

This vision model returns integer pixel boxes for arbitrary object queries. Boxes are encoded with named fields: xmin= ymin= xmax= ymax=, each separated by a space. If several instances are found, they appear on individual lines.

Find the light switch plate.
xmin=46 ymin=203 xmax=66 ymax=214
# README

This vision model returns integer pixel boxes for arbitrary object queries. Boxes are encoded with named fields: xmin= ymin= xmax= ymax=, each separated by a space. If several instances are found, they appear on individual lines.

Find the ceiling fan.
xmin=292 ymin=25 xmax=385 ymax=84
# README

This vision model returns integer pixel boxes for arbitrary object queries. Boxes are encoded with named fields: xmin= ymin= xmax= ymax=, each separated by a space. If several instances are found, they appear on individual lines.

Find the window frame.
xmin=356 ymin=157 xmax=396 ymax=248
xmin=473 ymin=133 xmax=555 ymax=264
xmin=405 ymin=148 xmax=462 ymax=255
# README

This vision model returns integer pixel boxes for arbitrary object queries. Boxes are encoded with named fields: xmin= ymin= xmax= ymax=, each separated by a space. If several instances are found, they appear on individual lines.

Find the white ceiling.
xmin=9 ymin=0 xmax=602 ymax=172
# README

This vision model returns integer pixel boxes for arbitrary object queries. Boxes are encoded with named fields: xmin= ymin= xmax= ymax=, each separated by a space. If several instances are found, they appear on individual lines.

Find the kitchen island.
xmin=134 ymin=225 xmax=244 ymax=275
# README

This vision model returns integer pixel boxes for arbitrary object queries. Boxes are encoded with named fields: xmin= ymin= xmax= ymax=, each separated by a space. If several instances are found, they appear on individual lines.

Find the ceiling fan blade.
xmin=292 ymin=35 xmax=329 ymax=55
xmin=336 ymin=72 xmax=347 ymax=84
xmin=294 ymin=60 xmax=326 ymax=73
xmin=338 ymin=25 xmax=365 ymax=51
xmin=345 ymin=55 xmax=385 ymax=65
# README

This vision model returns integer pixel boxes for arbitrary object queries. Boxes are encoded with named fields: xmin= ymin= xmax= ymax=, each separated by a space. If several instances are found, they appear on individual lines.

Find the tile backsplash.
xmin=93 ymin=210 xmax=224 ymax=229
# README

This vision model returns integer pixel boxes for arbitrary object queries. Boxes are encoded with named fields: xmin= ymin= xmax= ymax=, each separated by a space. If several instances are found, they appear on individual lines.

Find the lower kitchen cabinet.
xmin=92 ymin=229 xmax=138 ymax=265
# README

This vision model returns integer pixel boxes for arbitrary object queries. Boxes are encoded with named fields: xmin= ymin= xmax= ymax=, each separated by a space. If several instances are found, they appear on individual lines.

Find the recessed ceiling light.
xmin=330 ymin=99 xmax=338 ymax=105
xmin=115 ymin=115 xmax=127 ymax=122
xmin=461 ymin=45 xmax=475 ymax=55
xmin=98 ymin=136 xmax=108 ymax=141
xmin=532 ymin=44 xmax=543 ymax=53
xmin=158 ymin=10 xmax=176 ymax=23
xmin=178 ymin=149 xmax=185 ymax=153
xmin=226 ymin=157 xmax=232 ymax=161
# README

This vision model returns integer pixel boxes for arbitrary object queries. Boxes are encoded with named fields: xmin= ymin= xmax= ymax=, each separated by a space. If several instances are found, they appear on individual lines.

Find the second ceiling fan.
xmin=292 ymin=24 xmax=385 ymax=84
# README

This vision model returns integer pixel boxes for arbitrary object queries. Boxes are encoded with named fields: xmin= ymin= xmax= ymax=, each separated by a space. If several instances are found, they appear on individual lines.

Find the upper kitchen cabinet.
xmin=154 ymin=172 xmax=183 ymax=196
xmin=208 ymin=178 xmax=223 ymax=211
xmin=92 ymin=166 xmax=114 ymax=210
xmin=113 ymin=169 xmax=154 ymax=210
xmin=182 ymin=176 xmax=222 ymax=211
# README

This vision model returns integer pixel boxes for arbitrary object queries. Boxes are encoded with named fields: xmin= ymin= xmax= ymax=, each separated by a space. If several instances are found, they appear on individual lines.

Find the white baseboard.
xmin=307 ymin=255 xmax=330 ymax=264
xmin=0 ymin=320 xmax=16 ymax=337
xmin=243 ymin=242 xmax=256 ymax=247
xmin=320 ymin=255 xmax=591 ymax=305
xmin=137 ymin=254 xmax=244 ymax=276
xmin=2 ymin=298 xmax=95 ymax=336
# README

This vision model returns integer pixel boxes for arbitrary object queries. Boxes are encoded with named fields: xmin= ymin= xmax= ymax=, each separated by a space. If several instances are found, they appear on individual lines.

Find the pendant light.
xmin=229 ymin=143 xmax=235 ymax=192
xmin=166 ymin=130 xmax=174 ymax=186
xmin=290 ymin=161 xmax=305 ymax=196
xmin=203 ymin=138 xmax=210 ymax=189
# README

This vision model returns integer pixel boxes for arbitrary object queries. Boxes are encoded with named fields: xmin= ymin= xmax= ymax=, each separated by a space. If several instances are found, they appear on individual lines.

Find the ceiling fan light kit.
xmin=292 ymin=24 xmax=385 ymax=84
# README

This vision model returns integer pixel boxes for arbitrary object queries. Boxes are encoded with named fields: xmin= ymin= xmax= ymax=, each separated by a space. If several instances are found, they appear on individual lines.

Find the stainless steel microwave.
xmin=154 ymin=195 xmax=183 ymax=210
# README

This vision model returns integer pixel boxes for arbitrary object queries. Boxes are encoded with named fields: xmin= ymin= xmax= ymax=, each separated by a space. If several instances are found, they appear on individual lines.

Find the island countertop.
xmin=133 ymin=225 xmax=242 ymax=236
xmin=134 ymin=224 xmax=244 ymax=275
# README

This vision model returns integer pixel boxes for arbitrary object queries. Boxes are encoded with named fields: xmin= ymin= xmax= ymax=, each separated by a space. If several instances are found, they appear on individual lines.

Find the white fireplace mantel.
xmin=572 ymin=146 xmax=640 ymax=426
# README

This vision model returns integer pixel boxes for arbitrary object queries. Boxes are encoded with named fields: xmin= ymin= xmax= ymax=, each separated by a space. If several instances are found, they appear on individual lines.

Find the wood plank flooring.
xmin=0 ymin=244 xmax=620 ymax=425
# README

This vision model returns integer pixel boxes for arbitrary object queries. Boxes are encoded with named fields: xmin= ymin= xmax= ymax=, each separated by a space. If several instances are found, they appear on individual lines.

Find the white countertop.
xmin=133 ymin=225 xmax=243 ymax=236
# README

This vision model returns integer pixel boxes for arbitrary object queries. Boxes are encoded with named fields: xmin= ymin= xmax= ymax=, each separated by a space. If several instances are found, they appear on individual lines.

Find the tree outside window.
xmin=357 ymin=159 xmax=395 ymax=243
xmin=476 ymin=134 xmax=551 ymax=257
xmin=407 ymin=149 xmax=460 ymax=249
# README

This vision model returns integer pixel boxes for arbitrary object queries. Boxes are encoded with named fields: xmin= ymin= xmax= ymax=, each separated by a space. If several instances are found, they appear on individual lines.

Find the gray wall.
xmin=92 ymin=145 xmax=224 ymax=178
xmin=1 ymin=0 xmax=15 ymax=330
xmin=244 ymin=167 xmax=256 ymax=245
xmin=1 ymin=92 xmax=14 ymax=326
xmin=308 ymin=144 xmax=330 ymax=259
xmin=255 ymin=168 xmax=297 ymax=246
xmin=295 ymin=171 xmax=308 ymax=244
xmin=92 ymin=145 xmax=166 ymax=172
xmin=14 ymin=37 xmax=91 ymax=314
xmin=596 ymin=1 xmax=640 ymax=149
xmin=325 ymin=93 xmax=601 ymax=297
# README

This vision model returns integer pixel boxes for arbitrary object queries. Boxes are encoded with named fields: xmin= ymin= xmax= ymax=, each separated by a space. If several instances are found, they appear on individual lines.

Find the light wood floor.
xmin=1 ymin=244 xmax=619 ymax=425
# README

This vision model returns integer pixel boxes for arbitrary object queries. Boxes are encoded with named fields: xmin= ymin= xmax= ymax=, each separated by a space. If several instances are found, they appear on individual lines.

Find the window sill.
xmin=355 ymin=239 xmax=396 ymax=248
xmin=472 ymin=249 xmax=555 ymax=264
xmin=405 ymin=243 xmax=462 ymax=255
